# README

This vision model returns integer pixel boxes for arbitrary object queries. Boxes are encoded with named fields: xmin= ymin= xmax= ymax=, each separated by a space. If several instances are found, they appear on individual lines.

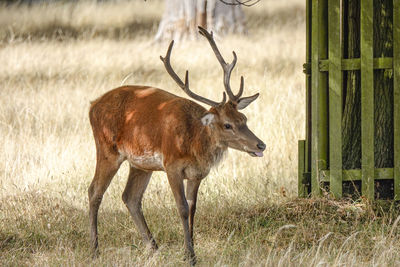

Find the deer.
xmin=88 ymin=26 xmax=265 ymax=265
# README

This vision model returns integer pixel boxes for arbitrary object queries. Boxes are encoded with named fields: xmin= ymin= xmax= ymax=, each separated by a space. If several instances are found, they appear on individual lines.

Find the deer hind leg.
xmin=88 ymin=145 xmax=122 ymax=256
xmin=166 ymin=170 xmax=196 ymax=266
xmin=122 ymin=166 xmax=157 ymax=250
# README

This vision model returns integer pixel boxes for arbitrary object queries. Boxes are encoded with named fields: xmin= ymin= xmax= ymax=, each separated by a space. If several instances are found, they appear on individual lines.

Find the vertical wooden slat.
xmin=311 ymin=0 xmax=329 ymax=196
xmin=318 ymin=0 xmax=329 ymax=192
xmin=393 ymin=0 xmax=400 ymax=200
xmin=311 ymin=0 xmax=320 ymax=196
xmin=360 ymin=0 xmax=374 ymax=199
xmin=303 ymin=0 xmax=312 ymax=197
xmin=328 ymin=0 xmax=343 ymax=198
xmin=305 ymin=0 xmax=312 ymax=181
xmin=298 ymin=140 xmax=307 ymax=197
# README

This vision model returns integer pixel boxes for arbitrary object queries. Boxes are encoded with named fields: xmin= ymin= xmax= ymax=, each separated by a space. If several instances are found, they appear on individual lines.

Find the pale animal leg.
xmin=186 ymin=179 xmax=201 ymax=240
xmin=122 ymin=166 xmax=157 ymax=250
xmin=167 ymin=171 xmax=196 ymax=265
xmin=88 ymin=152 xmax=121 ymax=255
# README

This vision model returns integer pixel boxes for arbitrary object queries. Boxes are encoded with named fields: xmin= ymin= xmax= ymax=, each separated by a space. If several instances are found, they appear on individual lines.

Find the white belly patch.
xmin=126 ymin=152 xmax=164 ymax=171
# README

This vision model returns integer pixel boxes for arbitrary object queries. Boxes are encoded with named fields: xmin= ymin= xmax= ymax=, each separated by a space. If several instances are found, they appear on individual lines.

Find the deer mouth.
xmin=248 ymin=152 xmax=264 ymax=157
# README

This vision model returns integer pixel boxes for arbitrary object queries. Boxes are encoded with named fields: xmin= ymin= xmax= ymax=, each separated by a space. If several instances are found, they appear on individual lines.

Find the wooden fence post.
xmin=328 ymin=0 xmax=343 ymax=198
xmin=360 ymin=0 xmax=374 ymax=199
xmin=394 ymin=0 xmax=400 ymax=200
xmin=311 ymin=0 xmax=328 ymax=197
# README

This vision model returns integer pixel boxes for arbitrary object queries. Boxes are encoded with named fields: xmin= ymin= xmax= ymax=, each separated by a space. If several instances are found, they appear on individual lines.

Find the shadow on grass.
xmin=0 ymin=65 xmax=166 ymax=86
xmin=194 ymin=197 xmax=400 ymax=252
xmin=2 ymin=191 xmax=400 ymax=264
xmin=0 ymin=3 xmax=305 ymax=43
xmin=0 ymin=190 xmax=188 ymax=263
xmin=1 ymin=19 xmax=159 ymax=43
xmin=0 ymin=192 xmax=88 ymax=253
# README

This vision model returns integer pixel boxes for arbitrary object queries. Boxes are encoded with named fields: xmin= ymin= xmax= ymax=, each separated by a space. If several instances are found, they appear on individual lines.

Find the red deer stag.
xmin=88 ymin=26 xmax=265 ymax=265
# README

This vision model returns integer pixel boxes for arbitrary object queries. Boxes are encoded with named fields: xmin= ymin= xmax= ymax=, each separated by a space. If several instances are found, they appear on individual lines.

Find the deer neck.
xmin=192 ymin=125 xmax=227 ymax=169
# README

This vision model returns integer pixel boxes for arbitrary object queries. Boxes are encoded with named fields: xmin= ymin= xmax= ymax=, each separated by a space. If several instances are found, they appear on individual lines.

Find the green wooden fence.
xmin=298 ymin=0 xmax=400 ymax=199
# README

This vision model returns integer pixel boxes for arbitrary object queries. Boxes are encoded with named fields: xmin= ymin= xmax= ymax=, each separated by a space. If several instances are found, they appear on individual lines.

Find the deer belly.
xmin=126 ymin=153 xmax=164 ymax=171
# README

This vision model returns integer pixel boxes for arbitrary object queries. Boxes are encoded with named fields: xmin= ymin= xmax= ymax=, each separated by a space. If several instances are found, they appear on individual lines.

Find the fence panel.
xmin=299 ymin=0 xmax=398 ymax=199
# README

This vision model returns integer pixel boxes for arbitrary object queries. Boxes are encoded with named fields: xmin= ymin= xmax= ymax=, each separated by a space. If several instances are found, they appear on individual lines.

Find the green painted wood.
xmin=342 ymin=58 xmax=361 ymax=71
xmin=360 ymin=0 xmax=374 ymax=199
xmin=319 ymin=60 xmax=329 ymax=71
xmin=316 ymin=0 xmax=329 ymax=195
xmin=394 ymin=0 xmax=400 ymax=200
xmin=310 ymin=0 xmax=329 ymax=197
xmin=373 ymin=57 xmax=393 ymax=69
xmin=305 ymin=139 xmax=310 ymax=187
xmin=298 ymin=140 xmax=307 ymax=197
xmin=305 ymin=0 xmax=312 ymax=184
xmin=328 ymin=0 xmax=342 ymax=198
xmin=320 ymin=168 xmax=394 ymax=182
xmin=304 ymin=0 xmax=397 ymax=199
xmin=318 ymin=58 xmax=393 ymax=71
xmin=311 ymin=0 xmax=321 ymax=196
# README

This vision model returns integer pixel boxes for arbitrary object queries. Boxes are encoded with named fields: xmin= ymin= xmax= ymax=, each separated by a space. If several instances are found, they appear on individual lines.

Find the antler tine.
xmin=198 ymin=26 xmax=243 ymax=102
xmin=160 ymin=40 xmax=225 ymax=107
xmin=237 ymin=76 xmax=244 ymax=99
xmin=160 ymin=41 xmax=185 ymax=89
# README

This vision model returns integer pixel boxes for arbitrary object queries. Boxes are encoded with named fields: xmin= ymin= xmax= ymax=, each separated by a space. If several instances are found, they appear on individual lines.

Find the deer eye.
xmin=224 ymin=123 xmax=232 ymax=130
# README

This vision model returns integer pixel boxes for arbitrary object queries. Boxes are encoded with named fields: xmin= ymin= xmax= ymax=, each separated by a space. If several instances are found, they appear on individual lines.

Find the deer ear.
xmin=201 ymin=113 xmax=215 ymax=126
xmin=237 ymin=93 xmax=259 ymax=110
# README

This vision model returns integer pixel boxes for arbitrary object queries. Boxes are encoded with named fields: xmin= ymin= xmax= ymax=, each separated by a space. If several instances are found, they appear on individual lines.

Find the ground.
xmin=1 ymin=0 xmax=400 ymax=266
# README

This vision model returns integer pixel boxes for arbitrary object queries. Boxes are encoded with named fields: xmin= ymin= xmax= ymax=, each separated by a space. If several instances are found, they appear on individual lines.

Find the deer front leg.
xmin=186 ymin=179 xmax=201 ymax=240
xmin=166 ymin=170 xmax=196 ymax=266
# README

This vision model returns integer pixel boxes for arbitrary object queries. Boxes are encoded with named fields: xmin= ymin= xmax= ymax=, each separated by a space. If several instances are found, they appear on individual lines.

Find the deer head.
xmin=160 ymin=26 xmax=265 ymax=157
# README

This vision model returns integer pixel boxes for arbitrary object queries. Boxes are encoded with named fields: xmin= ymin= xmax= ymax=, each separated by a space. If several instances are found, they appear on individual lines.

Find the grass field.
xmin=1 ymin=0 xmax=400 ymax=266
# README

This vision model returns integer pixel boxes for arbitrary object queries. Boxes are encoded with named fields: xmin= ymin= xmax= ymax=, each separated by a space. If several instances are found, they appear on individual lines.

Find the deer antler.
xmin=160 ymin=40 xmax=226 ymax=107
xmin=198 ymin=26 xmax=244 ymax=103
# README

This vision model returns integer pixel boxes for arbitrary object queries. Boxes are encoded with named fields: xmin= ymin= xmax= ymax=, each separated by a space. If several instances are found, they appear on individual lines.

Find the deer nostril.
xmin=257 ymin=143 xmax=266 ymax=151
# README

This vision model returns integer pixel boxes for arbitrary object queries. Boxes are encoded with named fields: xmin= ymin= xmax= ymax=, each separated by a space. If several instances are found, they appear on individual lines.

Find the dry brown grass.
xmin=1 ymin=0 xmax=400 ymax=266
